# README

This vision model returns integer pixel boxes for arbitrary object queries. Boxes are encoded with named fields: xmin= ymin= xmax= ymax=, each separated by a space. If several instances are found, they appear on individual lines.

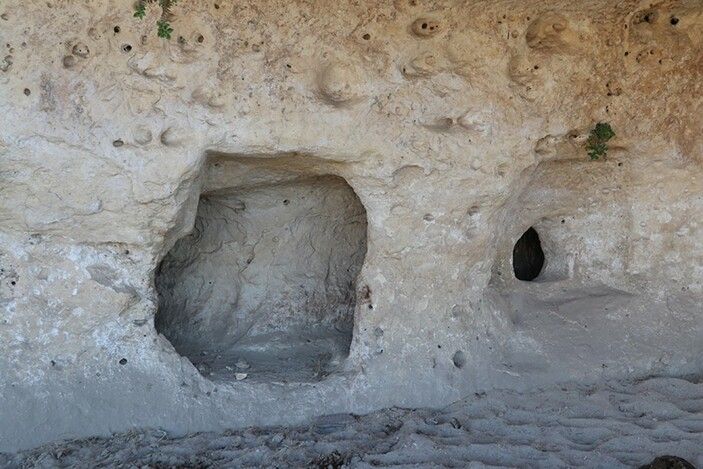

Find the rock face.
xmin=0 ymin=0 xmax=701 ymax=452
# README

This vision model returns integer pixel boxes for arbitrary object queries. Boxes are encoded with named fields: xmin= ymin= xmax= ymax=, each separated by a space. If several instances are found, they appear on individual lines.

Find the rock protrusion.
xmin=133 ymin=126 xmax=153 ymax=145
xmin=638 ymin=455 xmax=696 ymax=469
xmin=71 ymin=43 xmax=90 ymax=58
xmin=317 ymin=62 xmax=363 ymax=105
xmin=62 ymin=55 xmax=76 ymax=68
xmin=525 ymin=12 xmax=575 ymax=51
xmin=0 ymin=55 xmax=12 ymax=72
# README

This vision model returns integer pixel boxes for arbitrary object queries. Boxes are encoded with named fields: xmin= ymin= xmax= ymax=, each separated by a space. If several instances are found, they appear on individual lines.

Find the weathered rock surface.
xmin=3 ymin=377 xmax=703 ymax=468
xmin=0 ymin=0 xmax=701 ymax=452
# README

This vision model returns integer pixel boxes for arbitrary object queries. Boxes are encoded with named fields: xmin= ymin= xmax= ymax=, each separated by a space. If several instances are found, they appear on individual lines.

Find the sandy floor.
xmin=2 ymin=376 xmax=702 ymax=468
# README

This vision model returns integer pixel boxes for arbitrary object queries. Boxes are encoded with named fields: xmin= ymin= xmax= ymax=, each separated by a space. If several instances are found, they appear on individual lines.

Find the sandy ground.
xmin=2 ymin=376 xmax=702 ymax=468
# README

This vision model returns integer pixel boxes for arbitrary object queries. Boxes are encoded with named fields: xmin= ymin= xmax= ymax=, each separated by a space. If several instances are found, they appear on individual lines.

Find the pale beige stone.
xmin=0 ymin=0 xmax=701 ymax=453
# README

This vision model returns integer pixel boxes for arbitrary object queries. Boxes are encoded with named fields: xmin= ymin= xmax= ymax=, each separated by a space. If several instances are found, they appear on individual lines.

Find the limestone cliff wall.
xmin=0 ymin=0 xmax=701 ymax=451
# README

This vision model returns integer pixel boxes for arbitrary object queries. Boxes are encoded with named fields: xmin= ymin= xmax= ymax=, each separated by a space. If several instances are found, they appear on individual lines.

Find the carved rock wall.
xmin=0 ymin=0 xmax=701 ymax=451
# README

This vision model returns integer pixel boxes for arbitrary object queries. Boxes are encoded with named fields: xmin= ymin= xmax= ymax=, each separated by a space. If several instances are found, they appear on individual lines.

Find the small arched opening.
xmin=512 ymin=227 xmax=545 ymax=281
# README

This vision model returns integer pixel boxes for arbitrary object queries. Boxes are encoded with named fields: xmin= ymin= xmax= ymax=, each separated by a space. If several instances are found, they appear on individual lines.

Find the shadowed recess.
xmin=155 ymin=175 xmax=368 ymax=383
xmin=512 ymin=227 xmax=545 ymax=281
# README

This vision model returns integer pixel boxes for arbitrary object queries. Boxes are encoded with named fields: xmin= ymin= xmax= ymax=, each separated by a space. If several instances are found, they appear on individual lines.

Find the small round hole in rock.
xmin=512 ymin=227 xmax=545 ymax=281
xmin=119 ymin=358 xmax=127 ymax=365
xmin=452 ymin=350 xmax=466 ymax=368
xmin=197 ymin=34 xmax=205 ymax=43
xmin=114 ymin=26 xmax=120 ymax=33
xmin=121 ymin=44 xmax=132 ymax=53
xmin=23 ymin=88 xmax=30 ymax=96
xmin=362 ymin=33 xmax=370 ymax=40
xmin=670 ymin=17 xmax=679 ymax=25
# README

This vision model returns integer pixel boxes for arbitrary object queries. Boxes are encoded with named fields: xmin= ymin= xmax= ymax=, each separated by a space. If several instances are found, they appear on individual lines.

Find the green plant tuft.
xmin=586 ymin=122 xmax=615 ymax=160
xmin=133 ymin=3 xmax=147 ymax=19
xmin=157 ymin=20 xmax=174 ymax=39
xmin=133 ymin=0 xmax=180 ymax=39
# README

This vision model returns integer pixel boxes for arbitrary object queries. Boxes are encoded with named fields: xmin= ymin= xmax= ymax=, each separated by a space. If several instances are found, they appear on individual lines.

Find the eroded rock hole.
xmin=155 ymin=175 xmax=368 ymax=383
xmin=452 ymin=351 xmax=466 ymax=369
xmin=512 ymin=227 xmax=545 ymax=281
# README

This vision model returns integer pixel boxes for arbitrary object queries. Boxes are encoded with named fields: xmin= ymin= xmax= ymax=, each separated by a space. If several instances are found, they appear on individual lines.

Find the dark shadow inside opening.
xmin=513 ymin=227 xmax=545 ymax=281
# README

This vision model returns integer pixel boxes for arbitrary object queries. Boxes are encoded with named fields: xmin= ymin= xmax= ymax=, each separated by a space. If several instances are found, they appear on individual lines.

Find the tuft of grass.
xmin=586 ymin=122 xmax=615 ymax=160
xmin=133 ymin=0 xmax=179 ymax=39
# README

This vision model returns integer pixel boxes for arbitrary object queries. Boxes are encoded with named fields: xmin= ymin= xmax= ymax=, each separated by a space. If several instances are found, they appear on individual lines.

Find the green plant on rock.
xmin=133 ymin=0 xmax=179 ymax=39
xmin=586 ymin=122 xmax=615 ymax=160
xmin=156 ymin=19 xmax=174 ymax=39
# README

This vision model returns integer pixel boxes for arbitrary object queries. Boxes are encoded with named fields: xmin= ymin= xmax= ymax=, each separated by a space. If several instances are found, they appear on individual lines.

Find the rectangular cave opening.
xmin=155 ymin=174 xmax=368 ymax=383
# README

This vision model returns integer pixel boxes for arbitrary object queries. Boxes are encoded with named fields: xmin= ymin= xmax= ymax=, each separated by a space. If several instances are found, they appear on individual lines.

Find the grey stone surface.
xmin=3 ymin=377 xmax=703 ymax=468
xmin=155 ymin=175 xmax=366 ymax=382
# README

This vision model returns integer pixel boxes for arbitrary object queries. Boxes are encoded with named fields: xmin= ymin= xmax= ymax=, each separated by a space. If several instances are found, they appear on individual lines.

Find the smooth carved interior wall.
xmin=155 ymin=175 xmax=368 ymax=383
